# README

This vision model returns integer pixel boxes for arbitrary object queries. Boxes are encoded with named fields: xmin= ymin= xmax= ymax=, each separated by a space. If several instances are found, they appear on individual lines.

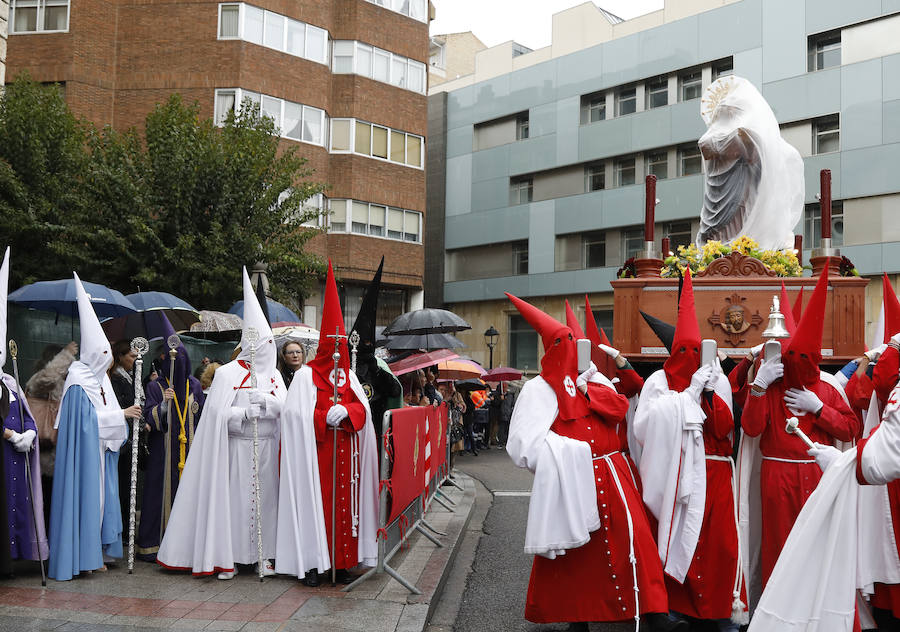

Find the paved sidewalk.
xmin=0 ymin=474 xmax=475 ymax=632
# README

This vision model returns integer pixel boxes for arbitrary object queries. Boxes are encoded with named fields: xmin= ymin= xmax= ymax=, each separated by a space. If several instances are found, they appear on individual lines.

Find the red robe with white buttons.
xmin=525 ymin=381 xmax=668 ymax=623
xmin=313 ymin=384 xmax=367 ymax=571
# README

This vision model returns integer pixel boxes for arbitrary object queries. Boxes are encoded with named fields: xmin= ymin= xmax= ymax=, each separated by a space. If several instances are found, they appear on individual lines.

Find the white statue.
xmin=695 ymin=76 xmax=804 ymax=251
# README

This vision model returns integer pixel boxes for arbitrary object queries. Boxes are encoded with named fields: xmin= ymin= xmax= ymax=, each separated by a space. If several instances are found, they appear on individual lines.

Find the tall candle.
xmin=644 ymin=174 xmax=657 ymax=242
xmin=820 ymin=169 xmax=832 ymax=241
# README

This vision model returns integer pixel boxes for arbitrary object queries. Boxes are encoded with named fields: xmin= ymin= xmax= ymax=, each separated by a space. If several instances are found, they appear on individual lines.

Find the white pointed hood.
xmin=0 ymin=247 xmax=8 ymax=368
xmin=74 ymin=272 xmax=113 ymax=380
xmin=237 ymin=267 xmax=277 ymax=389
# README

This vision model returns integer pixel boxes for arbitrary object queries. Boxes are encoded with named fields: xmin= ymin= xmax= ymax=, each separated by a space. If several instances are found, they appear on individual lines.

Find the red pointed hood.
xmin=584 ymin=295 xmax=616 ymax=379
xmin=308 ymin=261 xmax=353 ymax=400
xmin=792 ymin=286 xmax=804 ymax=327
xmin=564 ymin=300 xmax=586 ymax=339
xmin=779 ymin=282 xmax=797 ymax=337
xmin=783 ymin=271 xmax=828 ymax=388
xmin=506 ymin=293 xmax=588 ymax=420
xmin=883 ymin=274 xmax=900 ymax=343
xmin=664 ymin=268 xmax=701 ymax=391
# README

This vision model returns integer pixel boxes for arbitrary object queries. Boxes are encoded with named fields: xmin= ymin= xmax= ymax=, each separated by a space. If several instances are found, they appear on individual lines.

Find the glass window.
xmin=302 ymin=106 xmax=323 ymax=145
xmin=306 ymin=25 xmax=327 ymax=63
xmin=12 ymin=0 xmax=39 ymax=32
xmin=372 ymin=126 xmax=388 ymax=159
xmin=404 ymin=212 xmax=421 ymax=242
xmin=510 ymin=178 xmax=533 ymax=205
xmin=369 ymin=205 xmax=386 ymax=236
xmin=647 ymin=76 xmax=668 ymax=109
xmin=283 ymin=101 xmax=303 ymax=140
xmin=512 ymin=241 xmax=529 ymax=275
xmin=615 ymin=158 xmax=635 ymax=186
xmin=623 ymin=227 xmax=645 ymax=260
xmin=680 ymin=70 xmax=702 ymax=101
xmin=354 ymin=121 xmax=371 ymax=155
xmin=516 ymin=114 xmax=529 ymax=140
xmin=240 ymin=90 xmax=261 ymax=111
xmin=244 ymin=5 xmax=264 ymax=44
xmin=713 ymin=58 xmax=733 ymax=80
xmin=357 ymin=43 xmax=373 ymax=77
xmin=585 ymin=163 xmax=605 ymax=192
xmin=43 ymin=0 xmax=68 ymax=29
xmin=583 ymin=231 xmax=605 ymax=268
xmin=330 ymin=199 xmax=347 ymax=232
xmin=646 ymin=150 xmax=668 ymax=180
xmin=286 ymin=19 xmax=305 ymax=56
xmin=808 ymin=31 xmax=841 ymax=72
xmin=352 ymin=201 xmax=369 ymax=234
xmin=215 ymin=90 xmax=236 ymax=126
xmin=616 ymin=87 xmax=636 ymax=116
xmin=679 ymin=145 xmax=702 ymax=176
xmin=408 ymin=60 xmax=426 ymax=94
xmin=391 ymin=56 xmax=407 ymax=88
xmin=410 ymin=0 xmax=427 ymax=21
xmin=406 ymin=135 xmax=422 ymax=168
xmin=667 ymin=221 xmax=693 ymax=251
xmin=589 ymin=95 xmax=605 ymax=122
xmin=804 ymin=201 xmax=844 ymax=247
xmin=264 ymin=12 xmax=285 ymax=50
xmin=374 ymin=49 xmax=390 ymax=82
xmin=331 ymin=119 xmax=351 ymax=152
xmin=12 ymin=0 xmax=70 ymax=33
xmin=333 ymin=41 xmax=354 ymax=74
xmin=509 ymin=314 xmax=538 ymax=371
xmin=261 ymin=96 xmax=281 ymax=129
xmin=219 ymin=4 xmax=240 ymax=38
xmin=390 ymin=130 xmax=405 ymax=163
xmin=388 ymin=207 xmax=404 ymax=239
xmin=814 ymin=115 xmax=840 ymax=154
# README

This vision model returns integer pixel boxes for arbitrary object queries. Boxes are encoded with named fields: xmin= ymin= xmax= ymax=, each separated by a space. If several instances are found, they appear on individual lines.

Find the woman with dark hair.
xmin=277 ymin=342 xmax=305 ymax=388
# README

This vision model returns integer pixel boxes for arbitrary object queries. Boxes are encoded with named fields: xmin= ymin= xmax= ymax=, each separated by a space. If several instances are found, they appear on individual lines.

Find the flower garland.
xmin=660 ymin=236 xmax=803 ymax=278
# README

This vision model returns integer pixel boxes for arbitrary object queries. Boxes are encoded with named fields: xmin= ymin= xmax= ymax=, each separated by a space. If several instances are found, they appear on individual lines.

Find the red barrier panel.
xmin=430 ymin=404 xmax=448 ymax=479
xmin=386 ymin=407 xmax=428 ymax=524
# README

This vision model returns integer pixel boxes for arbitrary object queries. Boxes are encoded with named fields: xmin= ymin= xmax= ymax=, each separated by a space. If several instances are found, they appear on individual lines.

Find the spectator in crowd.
xmin=461 ymin=390 xmax=478 ymax=456
xmin=423 ymin=366 xmax=442 ymax=406
xmin=277 ymin=342 xmax=305 ymax=388
xmin=499 ymin=385 xmax=517 ymax=447
xmin=193 ymin=357 xmax=210 ymax=380
xmin=488 ymin=384 xmax=503 ymax=447
xmin=199 ymin=362 xmax=221 ymax=394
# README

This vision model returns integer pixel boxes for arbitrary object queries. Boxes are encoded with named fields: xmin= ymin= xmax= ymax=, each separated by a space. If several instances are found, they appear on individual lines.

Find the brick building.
xmin=5 ymin=0 xmax=430 ymax=327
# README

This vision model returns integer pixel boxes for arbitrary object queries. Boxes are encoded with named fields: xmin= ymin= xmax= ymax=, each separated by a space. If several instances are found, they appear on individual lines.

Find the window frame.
xmin=585 ymin=163 xmax=605 ymax=192
xmin=622 ymin=227 xmax=645 ymax=260
xmin=646 ymin=76 xmax=668 ymax=109
xmin=646 ymin=150 xmax=668 ymax=180
xmin=678 ymin=144 xmax=702 ymax=176
xmin=713 ymin=58 xmax=734 ymax=81
xmin=214 ymin=88 xmax=327 ymax=147
xmin=328 ymin=117 xmax=425 ymax=169
xmin=615 ymin=157 xmax=636 ymax=187
xmin=10 ymin=0 xmax=70 ymax=34
xmin=808 ymin=30 xmax=841 ymax=72
xmin=366 ymin=0 xmax=428 ymax=23
xmin=216 ymin=3 xmax=329 ymax=66
xmin=666 ymin=221 xmax=693 ymax=251
xmin=615 ymin=86 xmax=637 ymax=117
xmin=328 ymin=199 xmax=423 ymax=243
xmin=679 ymin=70 xmax=702 ymax=102
xmin=813 ymin=114 xmax=840 ymax=154
xmin=516 ymin=114 xmax=530 ymax=141
xmin=803 ymin=200 xmax=844 ymax=247
xmin=330 ymin=38 xmax=427 ymax=94
xmin=508 ymin=313 xmax=539 ymax=371
xmin=582 ymin=231 xmax=606 ymax=269
xmin=512 ymin=241 xmax=529 ymax=275
xmin=510 ymin=177 xmax=534 ymax=205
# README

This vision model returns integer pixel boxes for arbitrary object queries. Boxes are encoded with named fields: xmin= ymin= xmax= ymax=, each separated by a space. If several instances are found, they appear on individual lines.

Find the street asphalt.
xmin=446 ymin=447 xmax=635 ymax=632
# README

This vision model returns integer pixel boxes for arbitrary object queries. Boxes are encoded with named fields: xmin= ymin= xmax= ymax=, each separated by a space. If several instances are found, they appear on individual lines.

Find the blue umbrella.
xmin=228 ymin=298 xmax=299 ymax=324
xmin=9 ymin=278 xmax=138 ymax=319
xmin=124 ymin=291 xmax=200 ymax=332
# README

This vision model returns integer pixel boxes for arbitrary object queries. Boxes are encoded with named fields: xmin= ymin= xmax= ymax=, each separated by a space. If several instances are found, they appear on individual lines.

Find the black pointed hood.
xmin=351 ymin=257 xmax=384 ymax=357
xmin=255 ymin=275 xmax=271 ymax=324
xmin=641 ymin=310 xmax=676 ymax=353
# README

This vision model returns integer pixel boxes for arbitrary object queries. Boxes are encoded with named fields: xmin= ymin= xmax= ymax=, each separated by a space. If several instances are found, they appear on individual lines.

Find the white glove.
xmin=13 ymin=429 xmax=35 ymax=452
xmin=753 ymin=356 xmax=784 ymax=390
xmin=749 ymin=343 xmax=764 ymax=358
xmin=326 ymin=404 xmax=348 ymax=428
xmin=598 ymin=344 xmax=619 ymax=359
xmin=704 ymin=361 xmax=722 ymax=392
xmin=808 ymin=442 xmax=841 ymax=472
xmin=576 ymin=363 xmax=597 ymax=393
xmin=248 ymin=390 xmax=266 ymax=406
xmin=5 ymin=430 xmax=22 ymax=445
xmin=784 ymin=387 xmax=824 ymax=415
xmin=244 ymin=402 xmax=261 ymax=421
xmin=687 ymin=365 xmax=713 ymax=399
xmin=865 ymin=343 xmax=888 ymax=362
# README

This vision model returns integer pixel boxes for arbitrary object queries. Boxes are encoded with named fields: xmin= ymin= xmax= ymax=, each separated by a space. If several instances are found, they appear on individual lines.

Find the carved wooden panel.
xmin=695 ymin=252 xmax=778 ymax=278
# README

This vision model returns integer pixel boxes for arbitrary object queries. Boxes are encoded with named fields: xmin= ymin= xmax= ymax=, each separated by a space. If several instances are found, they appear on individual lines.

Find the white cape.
xmin=633 ymin=370 xmax=731 ymax=582
xmin=506 ymin=375 xmax=609 ymax=559
xmin=157 ymin=361 xmax=284 ymax=574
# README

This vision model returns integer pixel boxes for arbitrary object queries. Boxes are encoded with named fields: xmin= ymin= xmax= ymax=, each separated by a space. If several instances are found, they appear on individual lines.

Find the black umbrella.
xmin=384 ymin=332 xmax=466 ymax=351
xmin=455 ymin=378 xmax=487 ymax=392
xmin=383 ymin=308 xmax=471 ymax=336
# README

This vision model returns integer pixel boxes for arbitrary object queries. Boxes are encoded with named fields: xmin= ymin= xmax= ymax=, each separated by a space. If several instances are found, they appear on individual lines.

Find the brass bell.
xmin=761 ymin=295 xmax=791 ymax=339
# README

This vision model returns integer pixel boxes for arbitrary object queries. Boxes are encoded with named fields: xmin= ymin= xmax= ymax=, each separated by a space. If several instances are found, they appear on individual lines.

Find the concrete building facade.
xmin=430 ymin=0 xmax=900 ymax=371
xmin=5 ymin=0 xmax=430 ymax=328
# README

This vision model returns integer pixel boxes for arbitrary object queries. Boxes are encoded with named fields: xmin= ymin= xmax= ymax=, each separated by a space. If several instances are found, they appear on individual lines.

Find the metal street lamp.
xmin=484 ymin=325 xmax=499 ymax=369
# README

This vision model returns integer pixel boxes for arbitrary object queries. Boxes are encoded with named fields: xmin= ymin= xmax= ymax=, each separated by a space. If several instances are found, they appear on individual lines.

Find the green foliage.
xmin=0 ymin=77 xmax=326 ymax=310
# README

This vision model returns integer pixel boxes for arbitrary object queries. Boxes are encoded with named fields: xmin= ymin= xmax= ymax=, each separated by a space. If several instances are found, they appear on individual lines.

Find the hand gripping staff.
xmin=245 ymin=327 xmax=266 ymax=582
xmin=127 ymin=337 xmax=149 ymax=573
xmin=327 ymin=325 xmax=347 ymax=586
xmin=162 ymin=334 xmax=180 ymax=532
xmin=8 ymin=340 xmax=46 ymax=586
xmin=784 ymin=416 xmax=816 ymax=449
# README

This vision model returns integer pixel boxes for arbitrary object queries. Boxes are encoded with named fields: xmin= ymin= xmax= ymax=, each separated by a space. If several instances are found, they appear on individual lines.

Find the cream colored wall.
xmin=445 ymin=242 xmax=514 ymax=281
xmin=780 ymin=121 xmax=813 ymax=157
xmin=842 ymin=13 xmax=900 ymax=65
xmin=430 ymin=32 xmax=488 ymax=87
xmin=473 ymin=116 xmax=517 ymax=151
xmin=533 ymin=165 xmax=585 ymax=202
xmin=842 ymin=194 xmax=900 ymax=246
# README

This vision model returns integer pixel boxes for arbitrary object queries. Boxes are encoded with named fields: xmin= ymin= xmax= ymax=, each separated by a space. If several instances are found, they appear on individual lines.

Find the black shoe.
xmin=302 ymin=569 xmax=319 ymax=587
xmin=334 ymin=569 xmax=355 ymax=585
xmin=565 ymin=623 xmax=589 ymax=632
xmin=643 ymin=613 xmax=689 ymax=632
xmin=470 ymin=449 xmax=478 ymax=456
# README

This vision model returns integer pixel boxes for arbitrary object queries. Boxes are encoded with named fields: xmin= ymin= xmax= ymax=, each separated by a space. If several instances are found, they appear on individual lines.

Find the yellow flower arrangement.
xmin=662 ymin=235 xmax=802 ymax=278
